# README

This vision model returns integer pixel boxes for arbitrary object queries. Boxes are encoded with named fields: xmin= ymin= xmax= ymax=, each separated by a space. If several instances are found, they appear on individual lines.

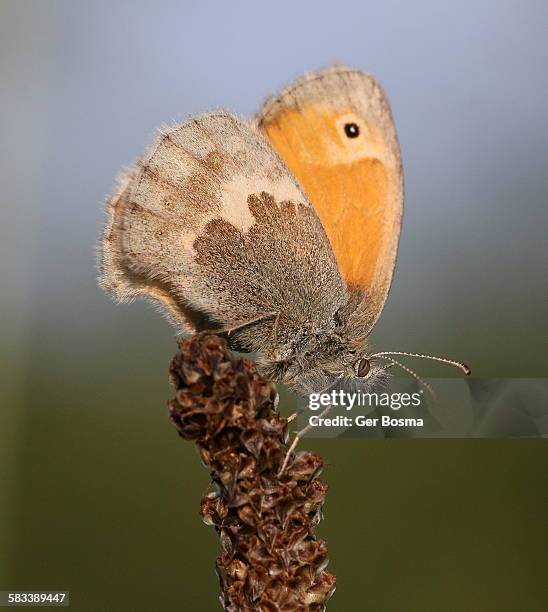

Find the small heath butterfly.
xmin=100 ymin=65 xmax=469 ymax=403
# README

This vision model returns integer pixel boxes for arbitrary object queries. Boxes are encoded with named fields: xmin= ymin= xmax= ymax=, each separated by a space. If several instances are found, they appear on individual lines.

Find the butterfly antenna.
xmin=371 ymin=351 xmax=471 ymax=376
xmin=374 ymin=355 xmax=436 ymax=399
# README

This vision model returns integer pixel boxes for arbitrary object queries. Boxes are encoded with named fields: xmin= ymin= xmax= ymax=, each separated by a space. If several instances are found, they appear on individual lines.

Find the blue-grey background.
xmin=1 ymin=1 xmax=546 ymax=610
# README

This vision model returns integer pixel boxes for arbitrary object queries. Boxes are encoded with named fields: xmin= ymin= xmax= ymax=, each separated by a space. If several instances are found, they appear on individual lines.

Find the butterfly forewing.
xmin=258 ymin=66 xmax=403 ymax=333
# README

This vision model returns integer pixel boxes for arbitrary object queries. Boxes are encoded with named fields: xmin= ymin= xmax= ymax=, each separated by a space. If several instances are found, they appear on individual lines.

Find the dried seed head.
xmin=169 ymin=334 xmax=336 ymax=610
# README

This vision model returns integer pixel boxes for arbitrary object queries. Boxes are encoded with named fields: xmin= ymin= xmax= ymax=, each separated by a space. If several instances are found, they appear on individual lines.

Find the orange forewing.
xmin=261 ymin=107 xmax=390 ymax=289
xmin=258 ymin=67 xmax=403 ymax=327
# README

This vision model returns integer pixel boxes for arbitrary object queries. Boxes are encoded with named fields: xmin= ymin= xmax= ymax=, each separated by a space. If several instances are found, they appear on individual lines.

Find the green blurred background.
xmin=1 ymin=1 xmax=546 ymax=610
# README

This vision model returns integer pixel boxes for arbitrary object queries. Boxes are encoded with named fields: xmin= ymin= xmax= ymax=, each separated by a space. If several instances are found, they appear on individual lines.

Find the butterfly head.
xmin=281 ymin=341 xmax=391 ymax=396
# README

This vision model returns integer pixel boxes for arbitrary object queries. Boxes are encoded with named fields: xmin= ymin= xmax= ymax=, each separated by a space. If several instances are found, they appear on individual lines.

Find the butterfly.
xmin=100 ymin=65 xmax=469 ymax=403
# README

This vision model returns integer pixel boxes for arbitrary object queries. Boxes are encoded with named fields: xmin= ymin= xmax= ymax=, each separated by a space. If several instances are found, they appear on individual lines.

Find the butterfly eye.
xmin=355 ymin=357 xmax=371 ymax=378
xmin=344 ymin=122 xmax=360 ymax=138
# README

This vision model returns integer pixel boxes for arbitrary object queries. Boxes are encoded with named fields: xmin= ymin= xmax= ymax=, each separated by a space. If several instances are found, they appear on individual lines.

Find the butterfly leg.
xmin=201 ymin=312 xmax=279 ymax=338
xmin=278 ymin=403 xmax=335 ymax=475
xmin=276 ymin=413 xmax=299 ymax=475
xmin=270 ymin=311 xmax=281 ymax=344
xmin=278 ymin=432 xmax=302 ymax=475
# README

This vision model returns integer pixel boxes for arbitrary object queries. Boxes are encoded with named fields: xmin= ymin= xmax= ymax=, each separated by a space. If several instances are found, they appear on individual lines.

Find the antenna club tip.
xmin=458 ymin=361 xmax=472 ymax=376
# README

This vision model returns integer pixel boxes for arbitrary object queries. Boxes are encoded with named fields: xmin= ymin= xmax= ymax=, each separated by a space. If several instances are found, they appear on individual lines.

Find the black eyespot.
xmin=344 ymin=122 xmax=360 ymax=138
xmin=355 ymin=358 xmax=371 ymax=378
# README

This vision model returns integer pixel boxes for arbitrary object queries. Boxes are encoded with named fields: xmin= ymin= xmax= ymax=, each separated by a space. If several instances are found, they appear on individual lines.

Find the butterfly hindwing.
xmin=100 ymin=112 xmax=348 ymax=352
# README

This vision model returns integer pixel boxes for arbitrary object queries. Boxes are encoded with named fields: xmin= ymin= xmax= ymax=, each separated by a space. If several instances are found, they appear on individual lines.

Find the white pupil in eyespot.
xmin=344 ymin=123 xmax=360 ymax=138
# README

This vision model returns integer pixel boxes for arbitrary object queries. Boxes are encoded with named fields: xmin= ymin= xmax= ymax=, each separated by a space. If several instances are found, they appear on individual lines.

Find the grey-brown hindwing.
xmin=100 ymin=112 xmax=348 ymax=355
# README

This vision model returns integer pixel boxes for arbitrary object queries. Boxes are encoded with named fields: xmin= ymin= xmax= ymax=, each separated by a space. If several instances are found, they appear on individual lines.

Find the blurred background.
xmin=1 ymin=1 xmax=546 ymax=610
